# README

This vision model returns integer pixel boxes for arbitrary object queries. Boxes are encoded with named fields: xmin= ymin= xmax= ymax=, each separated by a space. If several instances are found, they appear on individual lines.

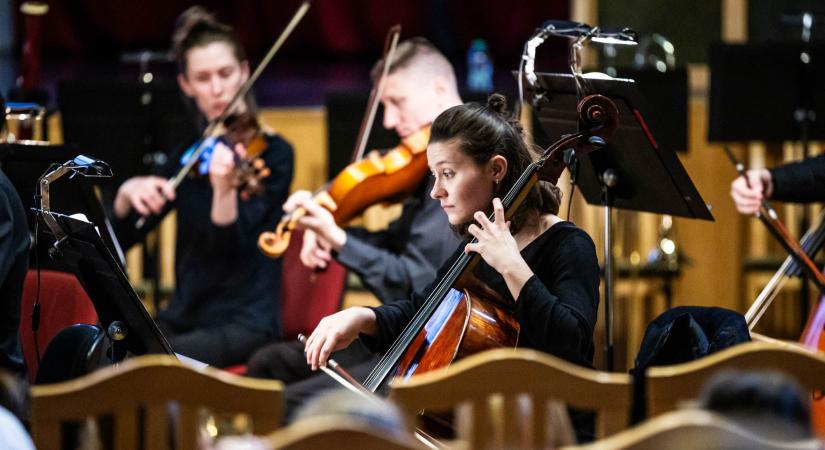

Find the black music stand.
xmin=526 ymin=72 xmax=713 ymax=371
xmin=0 ymin=142 xmax=125 ymax=270
xmin=708 ymin=42 xmax=825 ymax=143
xmin=35 ymin=210 xmax=175 ymax=359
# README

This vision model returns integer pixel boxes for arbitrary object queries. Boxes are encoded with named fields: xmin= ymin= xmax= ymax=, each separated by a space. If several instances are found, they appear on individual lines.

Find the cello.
xmin=361 ymin=94 xmax=619 ymax=392
xmin=726 ymin=147 xmax=825 ymax=434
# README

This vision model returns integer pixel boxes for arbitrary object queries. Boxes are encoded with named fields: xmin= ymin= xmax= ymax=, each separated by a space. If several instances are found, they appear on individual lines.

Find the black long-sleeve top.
xmin=0 ymin=168 xmax=29 ymax=372
xmin=114 ymin=133 xmax=293 ymax=336
xmin=362 ymin=220 xmax=600 ymax=368
xmin=770 ymin=154 xmax=825 ymax=203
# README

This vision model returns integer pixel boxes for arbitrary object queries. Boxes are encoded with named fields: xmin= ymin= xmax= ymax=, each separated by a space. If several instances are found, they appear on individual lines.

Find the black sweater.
xmin=770 ymin=154 xmax=825 ymax=203
xmin=363 ymin=221 xmax=600 ymax=368
xmin=115 ymin=133 xmax=293 ymax=336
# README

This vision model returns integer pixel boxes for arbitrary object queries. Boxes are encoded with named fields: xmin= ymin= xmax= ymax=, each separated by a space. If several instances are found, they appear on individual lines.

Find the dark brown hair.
xmin=172 ymin=6 xmax=246 ymax=74
xmin=430 ymin=93 xmax=561 ymax=236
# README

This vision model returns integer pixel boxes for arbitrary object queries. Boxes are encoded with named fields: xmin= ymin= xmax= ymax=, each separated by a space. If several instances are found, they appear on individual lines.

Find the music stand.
xmin=526 ymin=72 xmax=713 ymax=370
xmin=35 ymin=210 xmax=174 ymax=358
xmin=0 ymin=142 xmax=125 ymax=270
xmin=708 ymin=42 xmax=825 ymax=143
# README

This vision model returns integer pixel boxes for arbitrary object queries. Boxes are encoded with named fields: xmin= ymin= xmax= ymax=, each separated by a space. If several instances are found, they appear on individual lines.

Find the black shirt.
xmin=770 ymin=154 xmax=825 ymax=203
xmin=363 ymin=220 xmax=600 ymax=368
xmin=115 ymin=133 xmax=293 ymax=336
xmin=0 ymin=168 xmax=29 ymax=372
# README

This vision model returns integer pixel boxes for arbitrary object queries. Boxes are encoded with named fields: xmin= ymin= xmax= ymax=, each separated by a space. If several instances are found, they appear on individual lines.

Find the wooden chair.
xmin=30 ymin=354 xmax=284 ymax=450
xmin=389 ymin=348 xmax=632 ymax=448
xmin=265 ymin=415 xmax=442 ymax=450
xmin=645 ymin=340 xmax=825 ymax=416
xmin=564 ymin=409 xmax=821 ymax=450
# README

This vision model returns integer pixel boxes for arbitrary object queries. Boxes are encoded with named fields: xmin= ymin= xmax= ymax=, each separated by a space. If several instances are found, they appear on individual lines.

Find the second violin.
xmin=258 ymin=126 xmax=430 ymax=257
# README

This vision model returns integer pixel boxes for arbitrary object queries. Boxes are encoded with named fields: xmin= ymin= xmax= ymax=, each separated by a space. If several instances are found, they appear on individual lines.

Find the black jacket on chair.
xmin=630 ymin=306 xmax=751 ymax=424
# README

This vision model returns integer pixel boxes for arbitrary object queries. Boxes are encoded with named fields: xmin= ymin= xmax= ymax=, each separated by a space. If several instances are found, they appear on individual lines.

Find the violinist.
xmin=304 ymin=94 xmax=601 ymax=441
xmin=730 ymin=155 xmax=825 ymax=214
xmin=112 ymin=6 xmax=294 ymax=367
xmin=246 ymin=38 xmax=461 ymax=389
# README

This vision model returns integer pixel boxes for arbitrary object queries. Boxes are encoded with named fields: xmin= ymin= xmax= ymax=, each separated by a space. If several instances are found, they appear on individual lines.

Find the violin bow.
xmin=349 ymin=25 xmax=401 ymax=163
xmin=725 ymin=147 xmax=825 ymax=323
xmin=136 ymin=0 xmax=311 ymax=228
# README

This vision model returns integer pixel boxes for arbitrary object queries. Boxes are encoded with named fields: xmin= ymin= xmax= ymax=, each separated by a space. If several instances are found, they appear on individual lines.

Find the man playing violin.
xmin=112 ymin=6 xmax=293 ymax=367
xmin=245 ymin=37 xmax=462 ymax=396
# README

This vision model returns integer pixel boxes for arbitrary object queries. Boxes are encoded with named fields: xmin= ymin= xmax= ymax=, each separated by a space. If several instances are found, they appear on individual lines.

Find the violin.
xmin=362 ymin=94 xmax=619 ymax=392
xmin=257 ymin=25 xmax=407 ymax=258
xmin=258 ymin=126 xmax=429 ymax=257
xmin=181 ymin=111 xmax=272 ymax=200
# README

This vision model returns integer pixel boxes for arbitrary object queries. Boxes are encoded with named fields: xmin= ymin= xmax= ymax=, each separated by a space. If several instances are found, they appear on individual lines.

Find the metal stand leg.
xmin=602 ymin=169 xmax=618 ymax=372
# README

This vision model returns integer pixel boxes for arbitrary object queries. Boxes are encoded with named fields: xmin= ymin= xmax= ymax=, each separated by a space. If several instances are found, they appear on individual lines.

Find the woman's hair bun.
xmin=486 ymin=93 xmax=508 ymax=115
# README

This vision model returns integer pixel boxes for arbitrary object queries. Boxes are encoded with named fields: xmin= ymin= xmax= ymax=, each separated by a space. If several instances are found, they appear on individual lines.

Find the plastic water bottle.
xmin=467 ymin=38 xmax=493 ymax=92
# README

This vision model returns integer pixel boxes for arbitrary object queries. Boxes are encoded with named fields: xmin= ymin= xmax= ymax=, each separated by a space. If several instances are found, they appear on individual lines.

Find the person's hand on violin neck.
xmin=304 ymin=307 xmax=378 ymax=371
xmin=113 ymin=176 xmax=176 ymax=219
xmin=299 ymin=229 xmax=333 ymax=270
xmin=283 ymin=190 xmax=347 ymax=252
xmin=209 ymin=141 xmax=244 ymax=225
xmin=730 ymin=168 xmax=773 ymax=215
xmin=464 ymin=198 xmax=535 ymax=300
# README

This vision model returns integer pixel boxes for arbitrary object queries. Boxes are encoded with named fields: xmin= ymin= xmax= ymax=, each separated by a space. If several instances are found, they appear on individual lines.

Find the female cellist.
xmin=246 ymin=37 xmax=462 ymax=382
xmin=112 ymin=6 xmax=293 ymax=367
xmin=304 ymin=94 xmax=601 ymax=440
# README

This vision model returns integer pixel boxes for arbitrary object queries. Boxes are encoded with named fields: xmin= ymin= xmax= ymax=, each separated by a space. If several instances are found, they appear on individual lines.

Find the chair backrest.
xmin=389 ymin=348 xmax=632 ymax=448
xmin=18 ymin=269 xmax=98 ymax=383
xmin=266 ymin=415 xmax=434 ymax=450
xmin=645 ymin=341 xmax=825 ymax=417
xmin=30 ymin=354 xmax=284 ymax=450
xmin=280 ymin=230 xmax=346 ymax=340
xmin=564 ymin=409 xmax=821 ymax=450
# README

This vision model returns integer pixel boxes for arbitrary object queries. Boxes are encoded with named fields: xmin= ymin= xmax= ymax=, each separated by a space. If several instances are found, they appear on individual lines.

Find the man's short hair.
xmin=370 ymin=37 xmax=452 ymax=82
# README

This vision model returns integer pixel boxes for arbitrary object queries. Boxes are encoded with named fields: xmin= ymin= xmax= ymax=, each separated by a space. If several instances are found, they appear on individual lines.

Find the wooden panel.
xmin=258 ymin=108 xmax=327 ymax=192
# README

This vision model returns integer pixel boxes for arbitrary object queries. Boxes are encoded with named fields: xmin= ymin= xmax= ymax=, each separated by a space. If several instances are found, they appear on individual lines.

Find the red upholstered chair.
xmin=280 ymin=230 xmax=346 ymax=341
xmin=18 ymin=269 xmax=98 ymax=383
xmin=225 ymin=230 xmax=347 ymax=375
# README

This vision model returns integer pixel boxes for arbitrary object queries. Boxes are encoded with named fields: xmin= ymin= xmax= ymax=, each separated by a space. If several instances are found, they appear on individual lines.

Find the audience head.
xmin=699 ymin=369 xmax=812 ymax=440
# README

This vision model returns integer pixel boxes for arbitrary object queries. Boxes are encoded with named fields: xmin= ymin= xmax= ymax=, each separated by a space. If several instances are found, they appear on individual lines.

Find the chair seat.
xmin=18 ymin=269 xmax=98 ymax=383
